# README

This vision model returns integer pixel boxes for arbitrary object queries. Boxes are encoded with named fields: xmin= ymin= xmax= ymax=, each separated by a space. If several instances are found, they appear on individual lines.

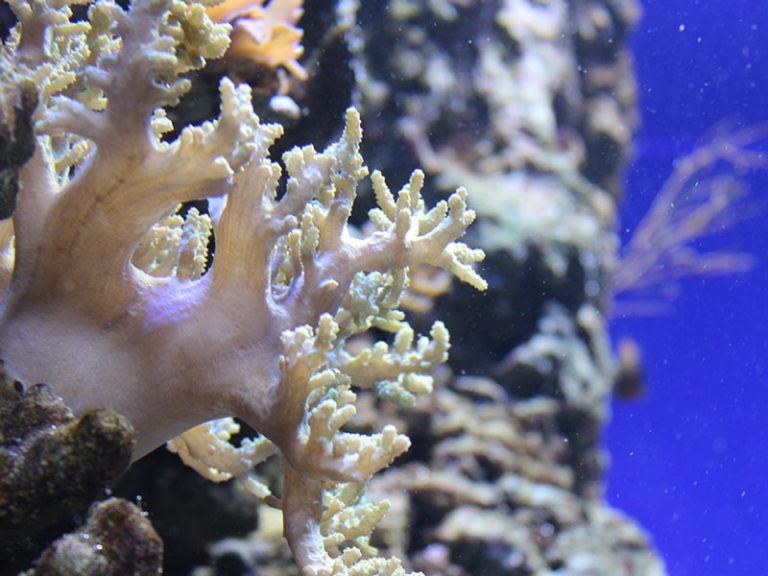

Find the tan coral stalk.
xmin=0 ymin=0 xmax=485 ymax=573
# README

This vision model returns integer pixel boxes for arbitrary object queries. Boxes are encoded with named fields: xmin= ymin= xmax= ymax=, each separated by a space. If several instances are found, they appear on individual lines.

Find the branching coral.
xmin=0 ymin=0 xmax=485 ymax=573
xmin=614 ymin=126 xmax=768 ymax=307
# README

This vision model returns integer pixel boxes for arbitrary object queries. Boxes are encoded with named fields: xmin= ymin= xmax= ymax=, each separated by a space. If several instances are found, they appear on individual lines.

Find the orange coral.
xmin=207 ymin=0 xmax=307 ymax=80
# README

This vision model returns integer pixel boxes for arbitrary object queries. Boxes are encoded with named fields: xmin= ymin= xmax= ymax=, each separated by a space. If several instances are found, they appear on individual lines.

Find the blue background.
xmin=608 ymin=2 xmax=768 ymax=575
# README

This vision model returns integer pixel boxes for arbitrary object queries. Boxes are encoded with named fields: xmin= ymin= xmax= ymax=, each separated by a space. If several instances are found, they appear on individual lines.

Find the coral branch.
xmin=615 ymin=126 xmax=768 ymax=303
xmin=0 ymin=1 xmax=485 ymax=574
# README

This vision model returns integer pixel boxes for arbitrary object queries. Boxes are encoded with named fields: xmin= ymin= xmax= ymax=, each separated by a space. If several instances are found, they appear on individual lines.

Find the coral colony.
xmin=0 ymin=0 xmax=485 ymax=574
xmin=4 ymin=0 xmax=718 ymax=574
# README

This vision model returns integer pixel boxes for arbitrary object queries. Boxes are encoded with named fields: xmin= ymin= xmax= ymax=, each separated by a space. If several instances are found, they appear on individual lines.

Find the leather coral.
xmin=0 ymin=0 xmax=485 ymax=573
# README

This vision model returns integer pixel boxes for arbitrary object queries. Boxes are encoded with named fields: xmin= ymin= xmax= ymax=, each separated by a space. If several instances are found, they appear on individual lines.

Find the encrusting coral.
xmin=0 ymin=367 xmax=137 ymax=572
xmin=23 ymin=498 xmax=163 ymax=576
xmin=0 ymin=0 xmax=485 ymax=574
xmin=0 ymin=385 xmax=133 ymax=537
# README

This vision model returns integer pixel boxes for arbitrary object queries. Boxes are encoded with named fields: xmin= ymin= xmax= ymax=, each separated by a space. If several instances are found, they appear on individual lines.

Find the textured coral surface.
xmin=0 ymin=0 xmax=671 ymax=575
